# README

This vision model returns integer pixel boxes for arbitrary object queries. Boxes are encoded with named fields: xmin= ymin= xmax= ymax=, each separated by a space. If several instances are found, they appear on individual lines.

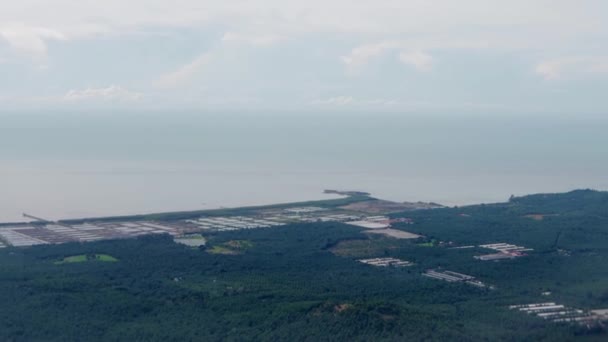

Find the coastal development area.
xmin=0 ymin=211 xmax=421 ymax=248
xmin=2 ymin=190 xmax=608 ymax=333
xmin=0 ymin=194 xmax=429 ymax=248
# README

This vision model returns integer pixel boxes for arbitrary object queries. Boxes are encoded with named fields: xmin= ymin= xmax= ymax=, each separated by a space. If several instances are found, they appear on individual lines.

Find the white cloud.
xmin=0 ymin=24 xmax=66 ymax=57
xmin=153 ymin=32 xmax=281 ymax=91
xmin=398 ymin=50 xmax=433 ymax=71
xmin=1 ymin=1 xmax=607 ymax=112
xmin=341 ymin=41 xmax=400 ymax=70
xmin=0 ymin=1 xmax=603 ymax=52
xmin=535 ymin=57 xmax=608 ymax=80
xmin=154 ymin=53 xmax=213 ymax=88
xmin=63 ymin=85 xmax=142 ymax=102
xmin=1 ymin=1 xmax=603 ymax=37
xmin=221 ymin=32 xmax=284 ymax=46
xmin=342 ymin=42 xmax=434 ymax=72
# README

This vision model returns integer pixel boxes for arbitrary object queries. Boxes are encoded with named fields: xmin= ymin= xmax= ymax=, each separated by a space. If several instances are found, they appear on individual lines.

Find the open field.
xmin=55 ymin=254 xmax=118 ymax=264
xmin=329 ymin=237 xmax=402 ymax=258
xmin=207 ymin=240 xmax=254 ymax=255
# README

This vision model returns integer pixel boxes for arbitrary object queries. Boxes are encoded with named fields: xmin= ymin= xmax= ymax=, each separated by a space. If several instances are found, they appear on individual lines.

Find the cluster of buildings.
xmin=474 ymin=242 xmax=533 ymax=261
xmin=358 ymin=257 xmax=413 ymax=267
xmin=185 ymin=216 xmax=286 ymax=231
xmin=0 ymin=201 xmax=425 ymax=248
xmin=423 ymin=269 xmax=487 ymax=288
xmin=509 ymin=303 xmax=608 ymax=325
xmin=184 ymin=207 xmax=369 ymax=233
xmin=0 ymin=228 xmax=49 ymax=247
xmin=0 ymin=221 xmax=180 ymax=247
xmin=0 ymin=204 xmax=426 ymax=248
xmin=185 ymin=209 xmax=397 ymax=233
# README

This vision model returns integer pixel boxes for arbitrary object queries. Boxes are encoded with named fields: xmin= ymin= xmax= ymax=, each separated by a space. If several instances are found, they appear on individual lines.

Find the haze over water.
xmin=2 ymin=112 xmax=607 ymax=223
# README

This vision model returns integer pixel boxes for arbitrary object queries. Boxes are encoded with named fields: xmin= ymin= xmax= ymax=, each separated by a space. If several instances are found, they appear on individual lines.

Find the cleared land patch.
xmin=365 ymin=229 xmax=421 ymax=239
xmin=55 ymin=254 xmax=118 ymax=264
xmin=207 ymin=240 xmax=254 ymax=255
xmin=329 ymin=238 xmax=401 ymax=258
xmin=174 ymin=234 xmax=206 ymax=247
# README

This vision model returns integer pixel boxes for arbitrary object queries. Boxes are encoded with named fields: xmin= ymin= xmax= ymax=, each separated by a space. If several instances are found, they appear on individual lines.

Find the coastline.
xmin=0 ymin=193 xmax=359 ymax=226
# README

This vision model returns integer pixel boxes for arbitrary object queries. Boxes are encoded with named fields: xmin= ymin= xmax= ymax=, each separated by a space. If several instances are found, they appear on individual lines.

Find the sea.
xmin=2 ymin=111 xmax=607 ymax=223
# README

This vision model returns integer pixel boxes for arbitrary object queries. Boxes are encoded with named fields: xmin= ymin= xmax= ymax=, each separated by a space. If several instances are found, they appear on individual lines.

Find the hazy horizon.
xmin=2 ymin=112 xmax=607 ymax=223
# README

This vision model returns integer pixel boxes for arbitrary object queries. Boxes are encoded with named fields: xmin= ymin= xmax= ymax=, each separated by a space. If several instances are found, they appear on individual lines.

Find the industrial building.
xmin=0 ymin=221 xmax=179 ymax=247
xmin=509 ymin=303 xmax=607 ymax=325
xmin=359 ymin=257 xmax=413 ymax=267
xmin=475 ymin=242 xmax=532 ymax=261
xmin=423 ymin=269 xmax=487 ymax=288
xmin=186 ymin=216 xmax=286 ymax=231
xmin=479 ymin=243 xmax=533 ymax=253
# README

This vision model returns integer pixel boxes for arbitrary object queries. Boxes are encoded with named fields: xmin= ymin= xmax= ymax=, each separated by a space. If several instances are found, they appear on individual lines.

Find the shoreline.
xmin=0 ymin=193 xmax=364 ymax=226
xmin=3 ymin=187 xmax=604 ymax=226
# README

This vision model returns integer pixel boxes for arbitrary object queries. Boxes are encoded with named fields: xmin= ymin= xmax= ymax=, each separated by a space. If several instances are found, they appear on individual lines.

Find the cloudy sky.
xmin=1 ymin=0 xmax=607 ymax=114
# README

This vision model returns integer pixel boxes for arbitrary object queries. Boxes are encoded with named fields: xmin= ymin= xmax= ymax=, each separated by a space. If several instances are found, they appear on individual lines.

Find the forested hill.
xmin=508 ymin=189 xmax=608 ymax=216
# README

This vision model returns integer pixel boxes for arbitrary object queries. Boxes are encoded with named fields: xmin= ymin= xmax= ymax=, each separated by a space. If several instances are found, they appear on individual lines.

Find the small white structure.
xmin=510 ymin=303 xmax=599 ymax=325
xmin=347 ymin=220 xmax=390 ymax=229
xmin=359 ymin=257 xmax=413 ymax=267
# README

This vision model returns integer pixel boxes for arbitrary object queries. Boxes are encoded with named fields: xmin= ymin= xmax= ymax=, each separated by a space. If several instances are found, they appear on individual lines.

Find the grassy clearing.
xmin=55 ymin=254 xmax=118 ymax=264
xmin=329 ymin=237 xmax=400 ymax=258
xmin=417 ymin=239 xmax=438 ymax=247
xmin=207 ymin=246 xmax=238 ymax=255
xmin=207 ymin=240 xmax=254 ymax=255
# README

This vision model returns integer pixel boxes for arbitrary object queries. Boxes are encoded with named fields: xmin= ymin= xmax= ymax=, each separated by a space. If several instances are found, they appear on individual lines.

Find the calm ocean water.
xmin=1 ymin=112 xmax=607 ymax=222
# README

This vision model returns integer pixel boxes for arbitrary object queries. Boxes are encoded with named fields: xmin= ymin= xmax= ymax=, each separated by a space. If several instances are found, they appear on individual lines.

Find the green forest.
xmin=1 ymin=190 xmax=608 ymax=341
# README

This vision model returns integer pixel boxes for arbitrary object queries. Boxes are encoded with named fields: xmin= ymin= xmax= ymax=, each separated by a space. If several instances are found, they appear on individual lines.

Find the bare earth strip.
xmin=364 ymin=229 xmax=421 ymax=239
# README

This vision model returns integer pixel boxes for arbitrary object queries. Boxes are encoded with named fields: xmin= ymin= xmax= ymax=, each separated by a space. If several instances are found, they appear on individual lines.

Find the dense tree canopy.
xmin=1 ymin=191 xmax=608 ymax=341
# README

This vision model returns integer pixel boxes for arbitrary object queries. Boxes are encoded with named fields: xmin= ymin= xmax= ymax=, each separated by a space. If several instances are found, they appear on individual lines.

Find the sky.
xmin=1 ymin=1 xmax=607 ymax=114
